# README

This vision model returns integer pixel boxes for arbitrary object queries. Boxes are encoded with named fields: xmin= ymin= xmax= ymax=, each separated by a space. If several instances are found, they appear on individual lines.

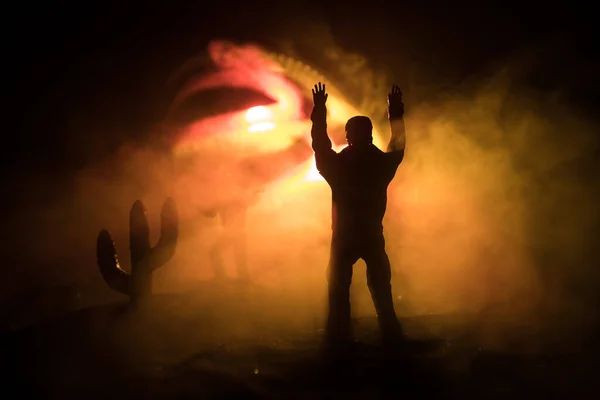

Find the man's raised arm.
xmin=311 ymin=101 xmax=332 ymax=154
xmin=386 ymin=85 xmax=406 ymax=166
xmin=310 ymin=83 xmax=336 ymax=177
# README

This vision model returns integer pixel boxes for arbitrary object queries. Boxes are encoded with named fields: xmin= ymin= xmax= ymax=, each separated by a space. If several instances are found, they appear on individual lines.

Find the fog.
xmin=3 ymin=26 xmax=599 ymax=355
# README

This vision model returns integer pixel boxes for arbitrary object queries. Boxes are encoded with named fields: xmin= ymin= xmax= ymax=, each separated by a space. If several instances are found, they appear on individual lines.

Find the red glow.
xmin=169 ymin=40 xmax=380 ymax=189
xmin=172 ymin=42 xmax=306 ymax=155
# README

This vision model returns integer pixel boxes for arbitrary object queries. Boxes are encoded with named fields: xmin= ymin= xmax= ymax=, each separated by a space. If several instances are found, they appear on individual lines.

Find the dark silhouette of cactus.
xmin=96 ymin=198 xmax=178 ymax=305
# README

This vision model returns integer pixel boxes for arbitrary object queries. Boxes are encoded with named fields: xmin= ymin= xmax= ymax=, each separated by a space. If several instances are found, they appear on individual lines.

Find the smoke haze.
xmin=2 ymin=13 xmax=598 ymax=354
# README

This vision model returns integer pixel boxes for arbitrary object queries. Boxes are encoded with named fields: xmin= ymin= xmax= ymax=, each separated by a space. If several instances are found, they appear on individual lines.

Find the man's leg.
xmin=232 ymin=233 xmax=250 ymax=281
xmin=222 ymin=205 xmax=250 ymax=281
xmin=363 ymin=233 xmax=404 ymax=344
xmin=325 ymin=234 xmax=359 ymax=347
xmin=209 ymin=235 xmax=228 ymax=280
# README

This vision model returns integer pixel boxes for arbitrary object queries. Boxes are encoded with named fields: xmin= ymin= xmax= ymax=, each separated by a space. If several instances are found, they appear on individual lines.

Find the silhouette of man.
xmin=310 ymin=82 xmax=407 ymax=348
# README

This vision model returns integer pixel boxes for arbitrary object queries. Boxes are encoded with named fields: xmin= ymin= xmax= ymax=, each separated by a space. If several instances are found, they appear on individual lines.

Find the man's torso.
xmin=323 ymin=145 xmax=396 ymax=232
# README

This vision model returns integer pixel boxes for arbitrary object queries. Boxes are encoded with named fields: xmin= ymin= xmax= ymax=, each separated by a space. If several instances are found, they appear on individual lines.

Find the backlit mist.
xmin=4 ymin=28 xmax=599 ymax=354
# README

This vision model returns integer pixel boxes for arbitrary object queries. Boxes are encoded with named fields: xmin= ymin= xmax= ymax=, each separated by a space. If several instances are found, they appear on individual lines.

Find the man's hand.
xmin=312 ymin=82 xmax=328 ymax=107
xmin=310 ymin=81 xmax=334 ymax=157
xmin=387 ymin=84 xmax=404 ymax=120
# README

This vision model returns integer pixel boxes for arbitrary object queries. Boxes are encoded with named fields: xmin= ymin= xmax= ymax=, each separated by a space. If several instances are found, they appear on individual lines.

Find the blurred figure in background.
xmin=207 ymin=138 xmax=312 ymax=283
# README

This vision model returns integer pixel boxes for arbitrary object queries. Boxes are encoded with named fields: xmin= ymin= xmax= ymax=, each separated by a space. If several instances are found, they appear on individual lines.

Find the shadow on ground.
xmin=1 ymin=281 xmax=598 ymax=399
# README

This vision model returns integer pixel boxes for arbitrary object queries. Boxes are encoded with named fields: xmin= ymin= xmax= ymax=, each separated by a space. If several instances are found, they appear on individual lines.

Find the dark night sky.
xmin=2 ymin=0 xmax=598 ymax=177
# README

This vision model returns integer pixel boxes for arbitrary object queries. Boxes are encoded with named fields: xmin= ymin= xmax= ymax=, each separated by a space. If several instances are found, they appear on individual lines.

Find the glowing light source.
xmin=248 ymin=121 xmax=276 ymax=133
xmin=246 ymin=106 xmax=276 ymax=133
xmin=171 ymin=40 xmax=386 ymax=187
xmin=246 ymin=106 xmax=272 ymax=123
xmin=305 ymin=162 xmax=323 ymax=181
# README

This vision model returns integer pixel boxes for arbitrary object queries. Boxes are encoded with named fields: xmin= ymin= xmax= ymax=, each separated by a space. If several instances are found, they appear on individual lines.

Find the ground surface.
xmin=1 ymin=281 xmax=598 ymax=399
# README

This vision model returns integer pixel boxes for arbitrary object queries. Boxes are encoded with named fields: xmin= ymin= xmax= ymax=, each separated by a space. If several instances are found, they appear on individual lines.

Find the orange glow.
xmin=169 ymin=40 xmax=388 ymax=203
xmin=248 ymin=121 xmax=276 ymax=133
xmin=304 ymin=143 xmax=348 ymax=181
xmin=305 ymin=162 xmax=323 ymax=181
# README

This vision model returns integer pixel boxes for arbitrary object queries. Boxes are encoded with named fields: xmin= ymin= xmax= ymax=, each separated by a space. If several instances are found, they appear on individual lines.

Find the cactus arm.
xmin=96 ymin=229 xmax=131 ymax=294
xmin=148 ymin=197 xmax=179 ymax=269
xmin=129 ymin=200 xmax=152 ymax=269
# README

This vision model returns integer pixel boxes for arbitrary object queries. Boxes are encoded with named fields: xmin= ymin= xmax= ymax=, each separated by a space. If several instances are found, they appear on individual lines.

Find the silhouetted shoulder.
xmin=338 ymin=146 xmax=351 ymax=156
xmin=372 ymin=146 xmax=387 ymax=157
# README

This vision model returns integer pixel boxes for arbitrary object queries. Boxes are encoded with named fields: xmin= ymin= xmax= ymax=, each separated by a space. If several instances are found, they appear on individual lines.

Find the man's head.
xmin=345 ymin=116 xmax=373 ymax=147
